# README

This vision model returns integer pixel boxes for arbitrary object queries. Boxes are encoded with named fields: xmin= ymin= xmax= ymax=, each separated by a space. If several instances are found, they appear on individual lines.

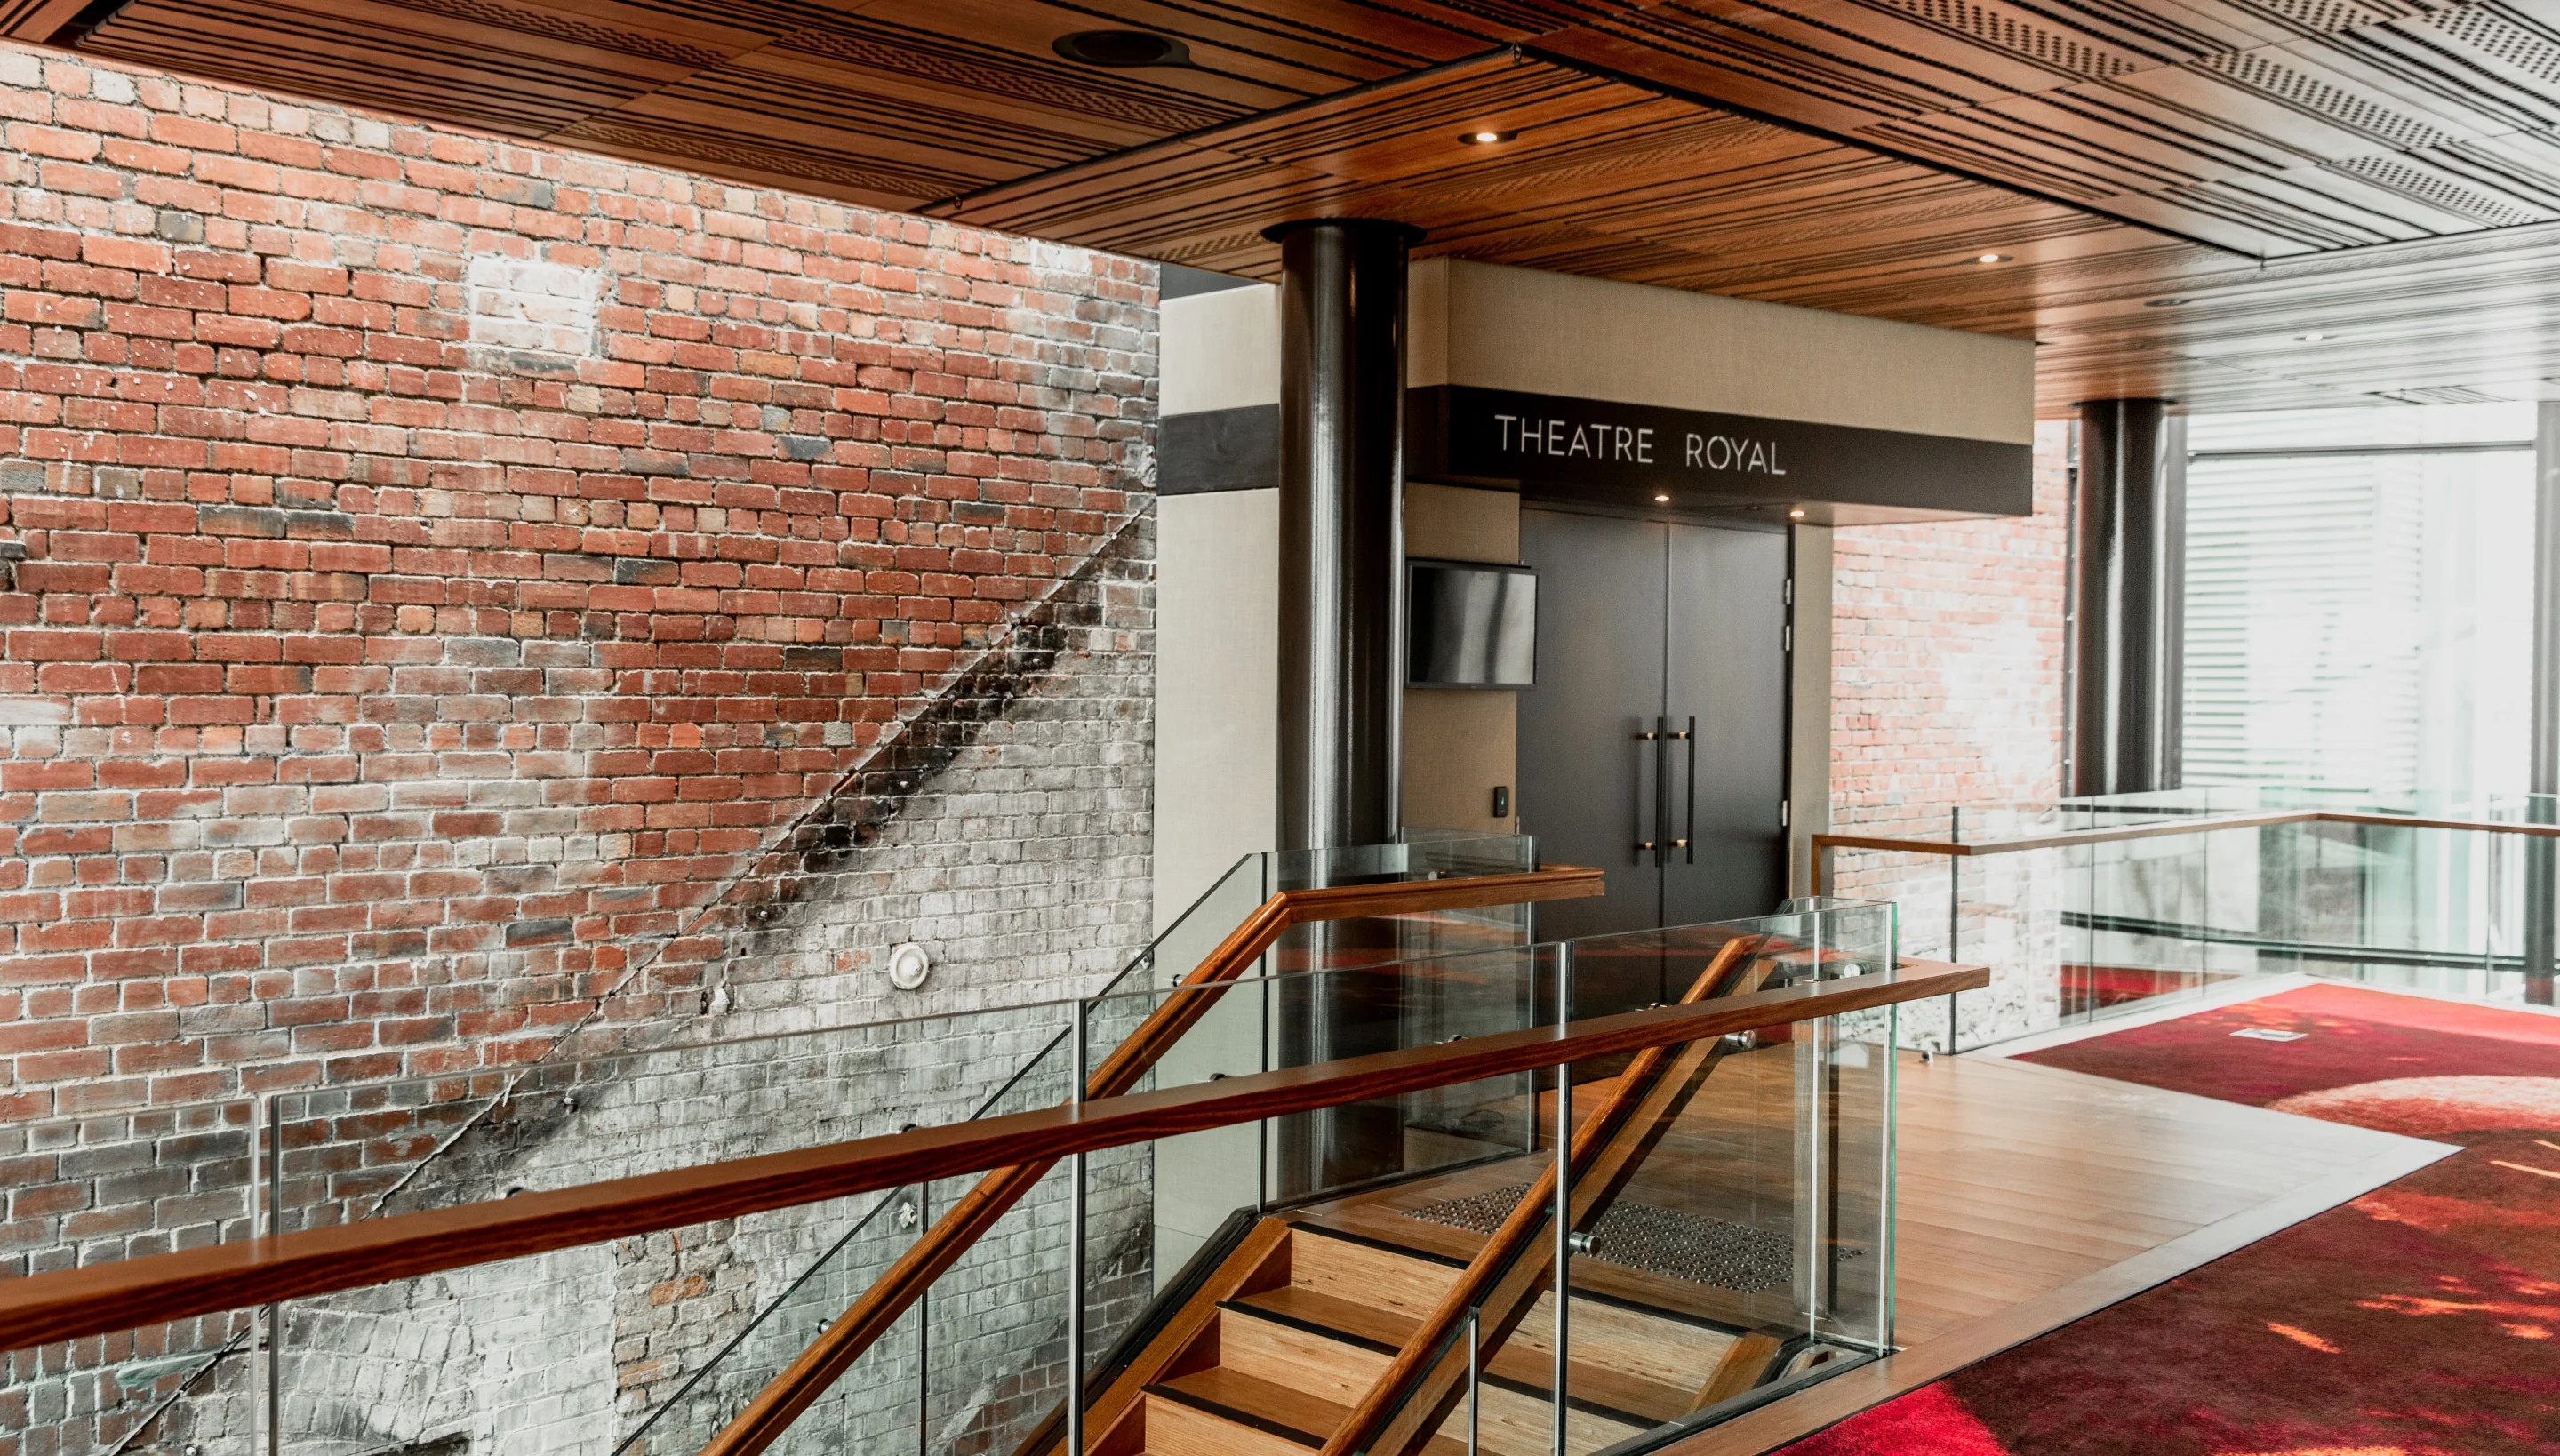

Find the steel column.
xmin=1268 ymin=219 xmax=1420 ymax=1199
xmin=2070 ymin=399 xmax=2186 ymax=797
xmin=1270 ymin=218 xmax=1417 ymax=851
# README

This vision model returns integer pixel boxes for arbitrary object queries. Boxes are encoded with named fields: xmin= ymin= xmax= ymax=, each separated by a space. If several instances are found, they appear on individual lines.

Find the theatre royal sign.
xmin=1486 ymin=412 xmax=1789 ymax=476
xmin=1407 ymin=386 xmax=2031 ymax=518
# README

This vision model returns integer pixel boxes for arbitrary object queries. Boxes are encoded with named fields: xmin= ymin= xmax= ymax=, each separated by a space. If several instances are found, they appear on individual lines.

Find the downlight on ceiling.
xmin=2299 ymin=331 xmax=2331 ymax=342
xmin=1972 ymin=252 xmax=2011 ymax=264
xmin=1460 ymin=129 xmax=1518 ymax=145
xmin=1052 ymin=29 xmax=1191 ymax=67
xmin=1653 ymin=492 xmax=1671 ymax=503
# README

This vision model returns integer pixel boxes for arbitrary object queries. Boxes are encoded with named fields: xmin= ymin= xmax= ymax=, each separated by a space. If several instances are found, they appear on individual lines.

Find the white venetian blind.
xmin=2180 ymin=404 xmax=2533 ymax=802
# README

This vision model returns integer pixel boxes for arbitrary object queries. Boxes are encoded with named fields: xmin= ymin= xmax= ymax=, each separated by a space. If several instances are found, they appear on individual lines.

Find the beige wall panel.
xmin=1406 ymin=479 xmax=1519 ymax=563
xmin=1162 ymin=284 xmax=1279 ymax=416
xmin=1409 ymin=259 xmax=2034 ymax=446
xmin=1401 ymin=482 xmax=1520 ymax=834
xmin=1149 ymin=488 xmax=1276 ymax=1275
xmin=1402 ymin=689 xmax=1518 ymax=832
xmin=1408 ymin=255 xmax=1448 ymax=394
xmin=1154 ymin=490 xmax=1278 ymax=932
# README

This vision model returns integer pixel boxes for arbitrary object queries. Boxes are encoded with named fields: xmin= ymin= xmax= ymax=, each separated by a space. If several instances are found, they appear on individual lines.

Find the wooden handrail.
xmin=1812 ymin=807 xmax=2560 ymax=893
xmin=693 ymin=863 xmax=1603 ymax=1456
xmin=0 ymin=957 xmax=1980 ymax=1357
xmin=1324 ymin=934 xmax=1772 ymax=1456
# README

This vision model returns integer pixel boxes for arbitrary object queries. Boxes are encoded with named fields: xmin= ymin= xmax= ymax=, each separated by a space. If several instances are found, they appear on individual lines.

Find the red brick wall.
xmin=0 ymin=43 xmax=1155 ymax=1119
xmin=1830 ymin=420 xmax=2070 ymax=822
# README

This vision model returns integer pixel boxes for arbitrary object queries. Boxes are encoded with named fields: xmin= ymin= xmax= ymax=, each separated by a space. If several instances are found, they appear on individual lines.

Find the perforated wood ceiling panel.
xmin=25 ymin=0 xmax=2560 ymax=412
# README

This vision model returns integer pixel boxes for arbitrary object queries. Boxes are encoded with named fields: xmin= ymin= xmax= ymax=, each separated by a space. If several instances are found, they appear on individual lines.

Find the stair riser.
xmin=1499 ymin=1289 xmax=1737 ymax=1395
xmin=1216 ymin=1308 xmax=1393 ymax=1406
xmin=1420 ymin=1381 xmax=1647 ymax=1456
xmin=1289 ymin=1233 xmax=1460 ymax=1319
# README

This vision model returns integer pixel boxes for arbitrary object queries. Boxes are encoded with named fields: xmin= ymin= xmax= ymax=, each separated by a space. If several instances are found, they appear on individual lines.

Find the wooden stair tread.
xmin=1230 ymin=1286 xmax=1692 ymax=1425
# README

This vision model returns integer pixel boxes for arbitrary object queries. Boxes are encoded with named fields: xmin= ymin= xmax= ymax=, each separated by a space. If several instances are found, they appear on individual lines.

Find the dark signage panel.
xmin=1407 ymin=385 xmax=2033 ymax=518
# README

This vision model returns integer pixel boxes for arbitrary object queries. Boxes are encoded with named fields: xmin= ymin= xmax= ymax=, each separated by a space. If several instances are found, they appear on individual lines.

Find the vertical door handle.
xmin=1668 ymin=716 xmax=1689 ymax=865
xmin=1633 ymin=724 xmax=1658 ymax=862
xmin=1674 ymin=716 xmax=1696 ymax=863
xmin=1653 ymin=716 xmax=1671 ymax=868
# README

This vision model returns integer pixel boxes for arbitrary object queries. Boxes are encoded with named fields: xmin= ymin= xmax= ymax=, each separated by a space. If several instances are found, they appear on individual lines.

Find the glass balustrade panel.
xmin=0 ymin=1098 xmax=262 ymax=1456
xmin=511 ymin=836 xmax=1544 ymax=1455
xmin=1557 ymin=907 xmax=1894 ymax=1456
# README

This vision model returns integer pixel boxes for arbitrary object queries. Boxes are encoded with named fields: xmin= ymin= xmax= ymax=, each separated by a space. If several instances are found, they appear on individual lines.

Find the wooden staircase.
xmin=1061 ymin=1210 xmax=1769 ymax=1456
xmin=1025 ymin=934 xmax=1811 ymax=1456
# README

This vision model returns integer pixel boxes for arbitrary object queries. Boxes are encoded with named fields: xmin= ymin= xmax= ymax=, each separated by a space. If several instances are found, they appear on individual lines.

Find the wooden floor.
xmin=1886 ymin=1051 xmax=2415 ymax=1344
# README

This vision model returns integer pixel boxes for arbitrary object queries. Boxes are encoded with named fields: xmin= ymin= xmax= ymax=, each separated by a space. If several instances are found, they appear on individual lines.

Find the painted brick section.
xmin=1831 ymin=420 xmax=2069 ymax=818
xmin=0 ymin=42 xmax=1158 ymax=1125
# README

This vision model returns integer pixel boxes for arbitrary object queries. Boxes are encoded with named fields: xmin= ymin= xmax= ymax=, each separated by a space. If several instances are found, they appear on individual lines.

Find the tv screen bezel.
xmin=1405 ymin=556 xmax=1539 ymax=690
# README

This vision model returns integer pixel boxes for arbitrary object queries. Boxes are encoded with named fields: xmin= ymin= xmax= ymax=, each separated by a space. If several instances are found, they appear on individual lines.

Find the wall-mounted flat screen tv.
xmin=1408 ymin=558 xmax=1537 ymax=688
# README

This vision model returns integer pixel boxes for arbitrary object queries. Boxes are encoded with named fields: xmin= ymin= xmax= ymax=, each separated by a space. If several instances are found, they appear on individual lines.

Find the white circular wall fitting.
xmin=887 ymin=942 xmax=932 ymax=991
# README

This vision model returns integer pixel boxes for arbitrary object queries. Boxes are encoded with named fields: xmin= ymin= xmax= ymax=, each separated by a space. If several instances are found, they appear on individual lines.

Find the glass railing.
xmin=0 ymin=891 xmax=1908 ymax=1456
xmin=258 ymin=998 xmax=1086 ymax=1456
xmin=1824 ymin=788 xmax=2560 ymax=1052
xmin=1006 ymin=900 xmax=1897 ymax=1456
xmin=1332 ymin=905 xmax=1899 ymax=1456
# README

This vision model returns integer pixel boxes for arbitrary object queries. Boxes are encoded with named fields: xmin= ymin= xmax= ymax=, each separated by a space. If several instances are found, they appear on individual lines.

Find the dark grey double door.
xmin=1518 ymin=508 xmax=1789 ymax=945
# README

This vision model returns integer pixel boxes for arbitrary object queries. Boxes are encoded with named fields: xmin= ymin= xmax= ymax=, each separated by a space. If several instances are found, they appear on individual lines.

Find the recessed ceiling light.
xmin=2299 ymin=331 xmax=2330 ymax=341
xmin=1460 ymin=129 xmax=1518 ymax=146
xmin=1052 ymin=29 xmax=1191 ymax=68
xmin=1973 ymin=252 xmax=2011 ymax=264
xmin=1788 ymin=508 xmax=1806 ymax=519
xmin=1653 ymin=492 xmax=1670 ymax=503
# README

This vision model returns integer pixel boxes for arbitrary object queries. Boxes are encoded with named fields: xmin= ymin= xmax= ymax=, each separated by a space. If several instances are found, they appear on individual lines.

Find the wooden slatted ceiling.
xmin=1548 ymin=0 xmax=2560 ymax=253
xmin=22 ymin=0 xmax=2560 ymax=412
xmin=932 ymin=55 xmax=2224 ymax=321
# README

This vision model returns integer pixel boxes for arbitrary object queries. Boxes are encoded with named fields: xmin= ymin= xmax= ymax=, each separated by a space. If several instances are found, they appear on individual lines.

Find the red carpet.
xmin=1780 ymin=984 xmax=2560 ymax=1455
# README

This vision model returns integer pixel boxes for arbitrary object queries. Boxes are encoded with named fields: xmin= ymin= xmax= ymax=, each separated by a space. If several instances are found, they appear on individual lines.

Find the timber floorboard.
xmin=1884 ymin=1052 xmax=2413 ymax=1343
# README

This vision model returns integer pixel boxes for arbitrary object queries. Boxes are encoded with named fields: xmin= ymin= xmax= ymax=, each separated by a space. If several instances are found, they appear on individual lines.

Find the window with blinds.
xmin=2180 ymin=404 xmax=2533 ymax=804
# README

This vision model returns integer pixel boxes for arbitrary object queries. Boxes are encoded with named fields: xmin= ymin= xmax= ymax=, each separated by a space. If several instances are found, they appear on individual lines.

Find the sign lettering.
xmin=1416 ymin=387 xmax=2031 ymax=517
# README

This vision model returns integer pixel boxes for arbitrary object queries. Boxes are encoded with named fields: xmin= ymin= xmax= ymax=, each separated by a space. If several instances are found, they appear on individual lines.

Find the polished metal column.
xmin=2527 ymin=404 xmax=2560 ymax=1004
xmin=2070 ymin=399 xmax=2187 ymax=797
xmin=1270 ymin=218 xmax=1417 ymax=850
xmin=1267 ymin=219 xmax=1418 ymax=1201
